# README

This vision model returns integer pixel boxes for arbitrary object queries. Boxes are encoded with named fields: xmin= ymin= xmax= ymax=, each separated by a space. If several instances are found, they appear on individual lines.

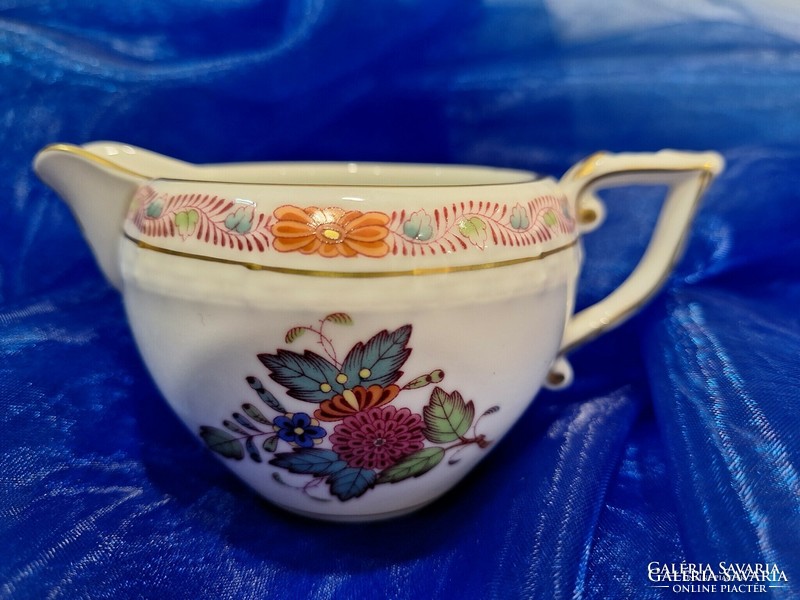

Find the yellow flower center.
xmin=322 ymin=227 xmax=341 ymax=241
xmin=294 ymin=427 xmax=305 ymax=435
xmin=314 ymin=219 xmax=349 ymax=245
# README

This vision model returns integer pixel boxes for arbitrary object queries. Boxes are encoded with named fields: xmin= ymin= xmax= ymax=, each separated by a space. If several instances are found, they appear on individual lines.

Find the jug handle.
xmin=548 ymin=150 xmax=724 ymax=387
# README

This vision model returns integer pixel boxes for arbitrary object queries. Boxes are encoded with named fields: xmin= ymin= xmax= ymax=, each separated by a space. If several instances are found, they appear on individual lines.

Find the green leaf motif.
xmin=175 ymin=209 xmax=199 ymax=237
xmin=403 ymin=369 xmax=445 ymax=390
xmin=377 ymin=447 xmax=444 ymax=484
xmin=422 ymin=387 xmax=475 ymax=443
xmin=199 ymin=426 xmax=244 ymax=460
xmin=323 ymin=313 xmax=353 ymax=326
xmin=457 ymin=216 xmax=487 ymax=247
xmin=285 ymin=327 xmax=306 ymax=344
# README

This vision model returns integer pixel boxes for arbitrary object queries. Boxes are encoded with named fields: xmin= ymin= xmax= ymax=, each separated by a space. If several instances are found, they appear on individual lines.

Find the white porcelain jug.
xmin=34 ymin=142 xmax=723 ymax=521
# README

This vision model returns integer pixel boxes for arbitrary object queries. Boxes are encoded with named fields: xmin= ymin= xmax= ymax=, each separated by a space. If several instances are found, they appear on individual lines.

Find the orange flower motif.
xmin=271 ymin=205 xmax=390 ymax=258
xmin=314 ymin=384 xmax=400 ymax=422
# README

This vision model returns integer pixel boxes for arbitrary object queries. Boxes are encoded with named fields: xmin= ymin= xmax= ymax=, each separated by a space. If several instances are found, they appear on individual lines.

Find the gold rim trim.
xmin=578 ymin=207 xmax=598 ymax=224
xmin=571 ymin=152 xmax=721 ymax=181
xmin=39 ymin=143 xmax=148 ymax=179
xmin=38 ymin=143 xmax=545 ymax=188
xmin=574 ymin=151 xmax=607 ymax=178
xmin=124 ymin=232 xmax=577 ymax=278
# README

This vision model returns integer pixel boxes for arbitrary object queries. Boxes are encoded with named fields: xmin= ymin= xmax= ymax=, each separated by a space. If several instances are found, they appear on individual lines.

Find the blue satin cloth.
xmin=2 ymin=2 xmax=799 ymax=598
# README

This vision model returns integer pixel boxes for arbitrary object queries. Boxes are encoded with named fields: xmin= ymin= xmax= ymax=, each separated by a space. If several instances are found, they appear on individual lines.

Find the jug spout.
xmin=33 ymin=142 xmax=153 ymax=290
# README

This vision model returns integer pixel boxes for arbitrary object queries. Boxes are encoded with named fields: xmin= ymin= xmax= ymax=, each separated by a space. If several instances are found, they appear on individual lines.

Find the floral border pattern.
xmin=199 ymin=314 xmax=497 ymax=502
xmin=128 ymin=186 xmax=575 ymax=258
xmin=129 ymin=187 xmax=273 ymax=252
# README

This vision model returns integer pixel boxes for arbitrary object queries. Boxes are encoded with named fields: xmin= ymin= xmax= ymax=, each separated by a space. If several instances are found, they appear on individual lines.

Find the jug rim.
xmin=41 ymin=142 xmax=546 ymax=189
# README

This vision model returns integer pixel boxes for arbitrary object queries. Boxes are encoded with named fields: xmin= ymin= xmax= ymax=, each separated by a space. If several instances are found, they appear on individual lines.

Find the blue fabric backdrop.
xmin=2 ymin=2 xmax=799 ymax=598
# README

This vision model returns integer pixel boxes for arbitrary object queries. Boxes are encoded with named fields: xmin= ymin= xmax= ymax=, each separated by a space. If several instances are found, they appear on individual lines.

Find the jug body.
xmin=121 ymin=239 xmax=577 ymax=520
xmin=33 ymin=142 xmax=723 ymax=520
xmin=117 ymin=167 xmax=580 ymax=520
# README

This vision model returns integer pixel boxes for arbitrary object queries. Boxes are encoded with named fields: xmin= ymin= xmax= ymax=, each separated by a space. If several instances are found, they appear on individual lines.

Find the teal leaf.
xmin=327 ymin=467 xmax=377 ymax=501
xmin=245 ymin=437 xmax=262 ymax=462
xmin=259 ymin=350 xmax=342 ymax=403
xmin=145 ymin=200 xmax=163 ymax=218
xmin=402 ymin=210 xmax=434 ymax=241
xmin=233 ymin=412 xmax=260 ymax=432
xmin=246 ymin=376 xmax=286 ymax=412
xmin=376 ymin=447 xmax=444 ymax=484
xmin=242 ymin=403 xmax=271 ymax=425
xmin=270 ymin=448 xmax=348 ymax=477
xmin=223 ymin=419 xmax=250 ymax=436
xmin=224 ymin=207 xmax=253 ymax=234
xmin=509 ymin=203 xmax=530 ymax=230
xmin=262 ymin=435 xmax=279 ymax=453
xmin=341 ymin=325 xmax=412 ymax=388
xmin=422 ymin=387 xmax=475 ymax=444
xmin=199 ymin=426 xmax=244 ymax=460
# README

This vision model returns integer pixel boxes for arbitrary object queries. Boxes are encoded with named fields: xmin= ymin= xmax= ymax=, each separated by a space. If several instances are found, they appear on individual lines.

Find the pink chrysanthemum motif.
xmin=330 ymin=406 xmax=425 ymax=470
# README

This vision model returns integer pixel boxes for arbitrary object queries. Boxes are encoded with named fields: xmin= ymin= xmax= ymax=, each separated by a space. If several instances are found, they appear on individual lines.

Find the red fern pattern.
xmin=128 ymin=187 xmax=574 ymax=258
xmin=386 ymin=195 xmax=574 ymax=257
xmin=130 ymin=186 xmax=272 ymax=252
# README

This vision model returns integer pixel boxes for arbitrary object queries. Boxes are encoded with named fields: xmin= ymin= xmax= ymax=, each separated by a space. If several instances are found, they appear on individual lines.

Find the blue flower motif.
xmin=273 ymin=413 xmax=326 ymax=448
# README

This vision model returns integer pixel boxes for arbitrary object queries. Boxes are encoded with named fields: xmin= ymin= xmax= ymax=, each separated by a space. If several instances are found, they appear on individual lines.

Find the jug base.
xmin=270 ymin=497 xmax=439 ymax=523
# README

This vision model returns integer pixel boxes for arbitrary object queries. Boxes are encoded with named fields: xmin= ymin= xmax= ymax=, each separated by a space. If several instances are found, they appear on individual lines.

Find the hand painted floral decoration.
xmin=270 ymin=206 xmax=391 ymax=258
xmin=200 ymin=314 xmax=498 ymax=501
xmin=129 ymin=186 xmax=575 ymax=259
